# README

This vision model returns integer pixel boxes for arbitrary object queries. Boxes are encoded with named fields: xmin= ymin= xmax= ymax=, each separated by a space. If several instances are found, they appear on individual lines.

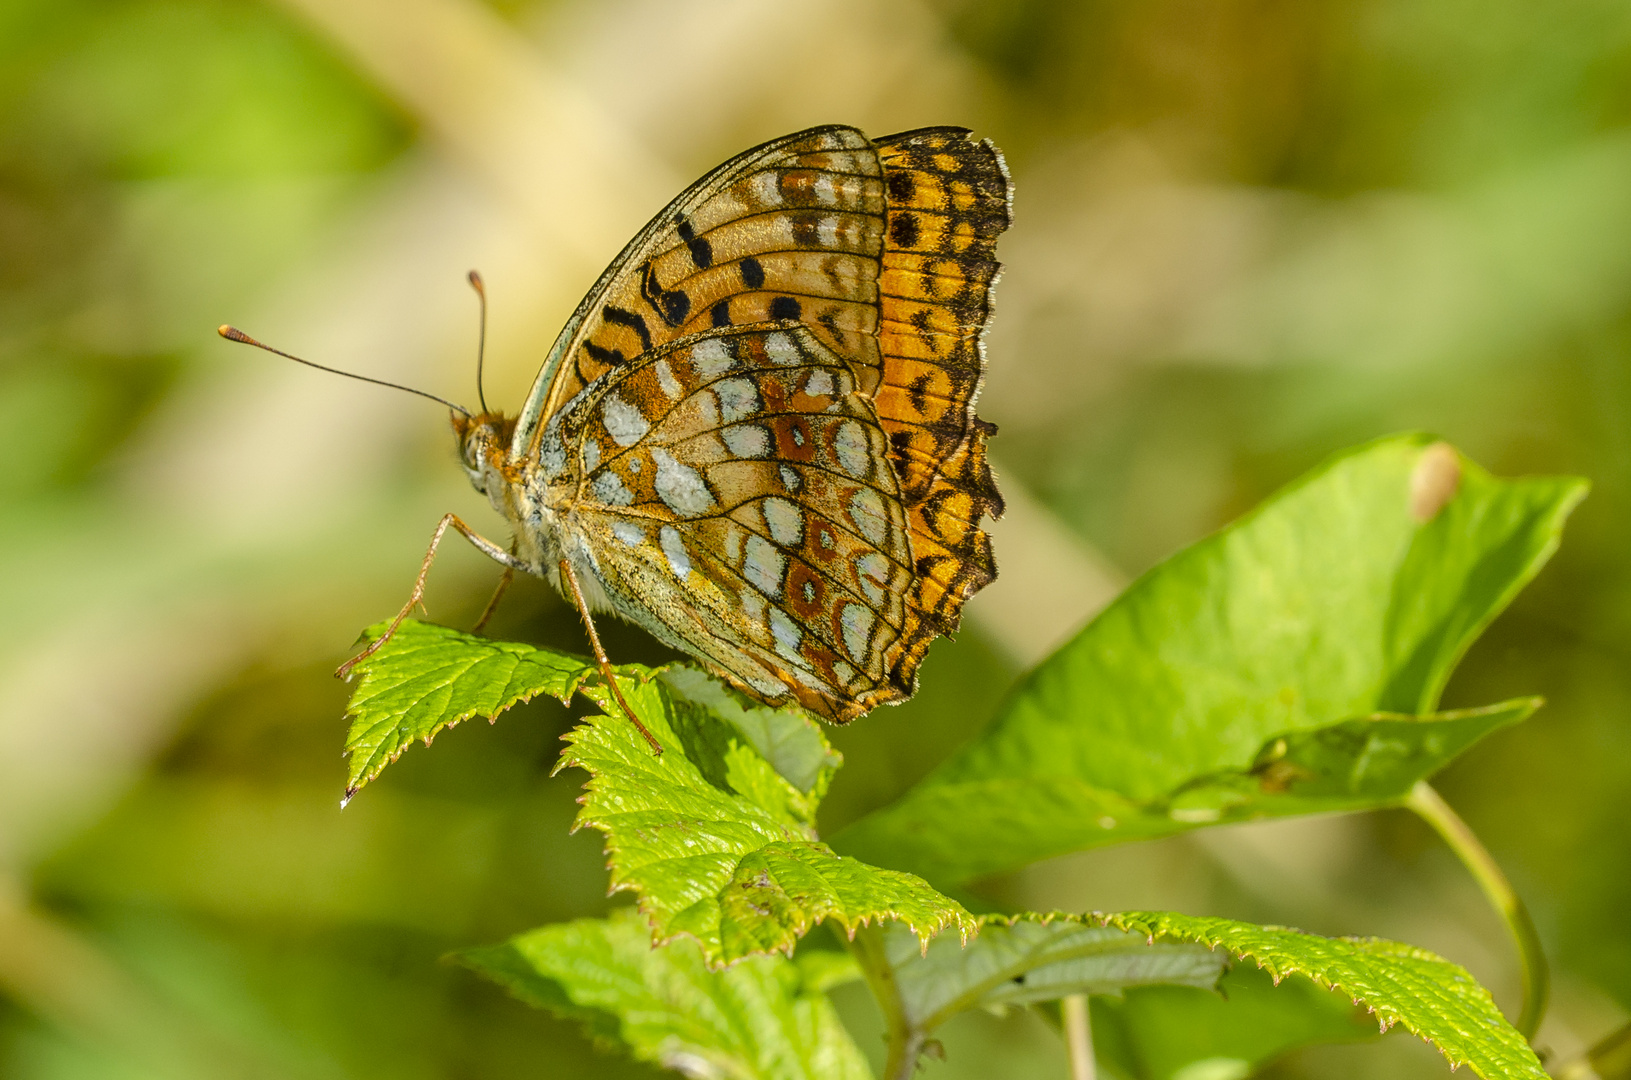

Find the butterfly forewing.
xmin=868 ymin=128 xmax=1010 ymax=689
xmin=514 ymin=126 xmax=889 ymax=457
xmin=562 ymin=325 xmax=911 ymax=719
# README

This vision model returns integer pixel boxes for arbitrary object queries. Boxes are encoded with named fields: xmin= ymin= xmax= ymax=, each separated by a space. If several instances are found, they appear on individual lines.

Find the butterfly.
xmin=234 ymin=125 xmax=1009 ymax=751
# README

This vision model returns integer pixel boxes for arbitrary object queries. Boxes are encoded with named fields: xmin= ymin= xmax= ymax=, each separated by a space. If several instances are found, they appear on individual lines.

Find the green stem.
xmin=1406 ymin=781 xmax=1548 ymax=1039
xmin=1062 ymin=994 xmax=1095 ymax=1080
xmin=846 ymin=925 xmax=923 ymax=1080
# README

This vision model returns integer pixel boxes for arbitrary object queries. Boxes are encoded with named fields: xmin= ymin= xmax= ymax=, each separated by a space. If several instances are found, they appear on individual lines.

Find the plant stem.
xmin=1062 ymin=994 xmax=1095 ymax=1080
xmin=1406 ymin=781 xmax=1548 ymax=1039
xmin=846 ymin=925 xmax=923 ymax=1080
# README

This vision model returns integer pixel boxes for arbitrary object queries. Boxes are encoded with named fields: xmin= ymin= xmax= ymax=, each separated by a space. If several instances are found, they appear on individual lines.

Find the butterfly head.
xmin=452 ymin=410 xmax=515 ymax=498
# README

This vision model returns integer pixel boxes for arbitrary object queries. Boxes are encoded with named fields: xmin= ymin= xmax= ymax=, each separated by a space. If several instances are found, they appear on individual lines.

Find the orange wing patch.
xmin=870 ymin=127 xmax=1010 ymax=697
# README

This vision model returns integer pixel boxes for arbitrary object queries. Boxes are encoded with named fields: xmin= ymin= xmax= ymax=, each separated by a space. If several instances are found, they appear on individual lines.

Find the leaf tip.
xmin=340 ymin=788 xmax=356 ymax=809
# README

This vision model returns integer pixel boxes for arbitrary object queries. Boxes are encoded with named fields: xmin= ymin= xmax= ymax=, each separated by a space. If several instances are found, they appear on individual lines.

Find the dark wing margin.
xmin=870 ymin=126 xmax=1011 ymax=698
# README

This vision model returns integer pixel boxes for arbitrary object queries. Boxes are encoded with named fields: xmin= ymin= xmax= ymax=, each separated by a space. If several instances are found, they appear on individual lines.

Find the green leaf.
xmin=1166 ymin=699 xmax=1538 ymax=823
xmin=340 ymin=619 xmax=594 ymax=801
xmin=1088 ymin=911 xmax=1547 ymax=1080
xmin=879 ymin=916 xmax=1224 ymax=1034
xmin=561 ymin=668 xmax=973 ymax=966
xmin=458 ymin=908 xmax=871 ymax=1080
xmin=835 ymin=436 xmax=1585 ymax=882
xmin=1091 ymin=965 xmax=1381 ymax=1080
xmin=662 ymin=667 xmax=841 ymax=796
xmin=843 ymin=700 xmax=1537 ymax=873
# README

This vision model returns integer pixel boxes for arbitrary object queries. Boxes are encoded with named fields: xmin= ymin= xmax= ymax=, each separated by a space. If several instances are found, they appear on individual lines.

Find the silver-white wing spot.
xmin=652 ymin=447 xmax=716 ymax=516
xmin=805 ymin=368 xmax=835 ymax=397
xmin=763 ymin=497 xmax=803 ymax=547
xmin=691 ymin=336 xmax=735 ymax=378
xmin=653 ymin=358 xmax=683 ymax=400
xmin=744 ymin=534 xmax=786 ymax=597
xmin=714 ymin=378 xmax=759 ymax=424
xmin=765 ymin=331 xmax=801 ymax=366
xmin=779 ymin=464 xmax=801 ymax=492
xmin=840 ymin=602 xmax=876 ymax=663
xmin=723 ymin=424 xmax=771 ymax=459
xmin=847 ymin=486 xmax=888 ymax=546
xmin=601 ymin=391 xmax=649 ymax=448
xmin=612 ymin=519 xmax=644 ymax=546
xmin=659 ymin=525 xmax=691 ymax=578
xmin=834 ymin=419 xmax=870 ymax=478
xmin=581 ymin=438 xmax=601 ymax=472
xmin=592 ymin=471 xmax=634 ymax=507
xmin=855 ymin=552 xmax=888 ymax=605
xmin=769 ymin=608 xmax=802 ymax=662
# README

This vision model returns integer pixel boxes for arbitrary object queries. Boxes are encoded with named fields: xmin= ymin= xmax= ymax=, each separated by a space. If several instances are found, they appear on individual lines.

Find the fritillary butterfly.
xmin=342 ymin=126 xmax=1010 ymax=745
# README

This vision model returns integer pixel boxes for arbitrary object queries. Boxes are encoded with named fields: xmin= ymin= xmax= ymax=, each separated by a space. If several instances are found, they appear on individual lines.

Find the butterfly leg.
xmin=472 ymin=542 xmax=518 ymax=633
xmin=558 ymin=557 xmax=664 ymax=756
xmin=337 ymin=513 xmax=527 ymax=681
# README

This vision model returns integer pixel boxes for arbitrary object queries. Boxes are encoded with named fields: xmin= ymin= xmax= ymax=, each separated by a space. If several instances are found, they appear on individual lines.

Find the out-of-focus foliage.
xmin=3 ymin=0 xmax=1629 ymax=1077
xmin=837 ymin=436 xmax=1582 ymax=882
xmin=459 ymin=908 xmax=874 ymax=1080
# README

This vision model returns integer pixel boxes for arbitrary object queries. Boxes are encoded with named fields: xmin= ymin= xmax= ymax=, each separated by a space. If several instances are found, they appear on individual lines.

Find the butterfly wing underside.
xmin=513 ymin=124 xmax=1010 ymax=719
xmin=552 ymin=324 xmax=912 ymax=718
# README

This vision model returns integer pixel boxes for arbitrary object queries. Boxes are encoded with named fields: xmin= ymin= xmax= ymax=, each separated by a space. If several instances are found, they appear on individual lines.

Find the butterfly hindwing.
xmin=567 ymin=324 xmax=913 ymax=720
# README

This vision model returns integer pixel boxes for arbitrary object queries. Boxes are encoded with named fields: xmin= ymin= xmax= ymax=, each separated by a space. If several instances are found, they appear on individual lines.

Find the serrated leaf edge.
xmin=1086 ymin=911 xmax=1545 ymax=1079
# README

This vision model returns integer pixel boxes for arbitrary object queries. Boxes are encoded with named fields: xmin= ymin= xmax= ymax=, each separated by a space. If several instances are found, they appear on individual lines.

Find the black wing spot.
xmin=688 ymin=235 xmax=714 ymax=269
xmin=908 ymin=372 xmax=933 ymax=415
xmin=791 ymin=211 xmax=822 ymax=248
xmin=889 ymin=212 xmax=920 ymax=249
xmin=710 ymin=299 xmax=732 ymax=328
xmin=601 ymin=305 xmax=652 ymax=352
xmin=740 ymin=256 xmax=766 ymax=290
xmin=641 ymin=260 xmax=691 ymax=327
xmin=770 ymin=296 xmax=801 ymax=321
xmin=886 ymin=169 xmax=916 ymax=204
xmin=583 ymin=342 xmax=625 ymax=366
xmin=817 ymin=310 xmax=845 ymax=345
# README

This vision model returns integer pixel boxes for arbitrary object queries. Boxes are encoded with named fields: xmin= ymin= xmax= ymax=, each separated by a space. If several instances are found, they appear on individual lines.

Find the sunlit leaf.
xmin=561 ymin=669 xmax=973 ymax=966
xmin=341 ymin=619 xmax=593 ymax=801
xmin=1089 ymin=911 xmax=1546 ymax=1080
xmin=459 ymin=908 xmax=870 ymax=1080
xmin=836 ymin=437 xmax=1585 ymax=882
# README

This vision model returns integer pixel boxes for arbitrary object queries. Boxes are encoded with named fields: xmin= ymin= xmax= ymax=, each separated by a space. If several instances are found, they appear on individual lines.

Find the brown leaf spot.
xmin=1410 ymin=441 xmax=1462 ymax=522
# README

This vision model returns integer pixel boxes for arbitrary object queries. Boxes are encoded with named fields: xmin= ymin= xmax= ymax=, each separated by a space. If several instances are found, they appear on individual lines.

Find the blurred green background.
xmin=1 ymin=0 xmax=1628 ymax=1077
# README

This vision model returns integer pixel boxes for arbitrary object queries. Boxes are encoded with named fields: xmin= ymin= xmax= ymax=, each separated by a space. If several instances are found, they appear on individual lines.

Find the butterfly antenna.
xmin=217 ymin=325 xmax=472 ymax=417
xmin=468 ymin=270 xmax=491 ymax=415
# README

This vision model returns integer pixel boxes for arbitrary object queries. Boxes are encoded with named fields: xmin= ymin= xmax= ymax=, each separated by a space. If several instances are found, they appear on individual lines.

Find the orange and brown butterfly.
xmin=224 ymin=125 xmax=1009 ymax=750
